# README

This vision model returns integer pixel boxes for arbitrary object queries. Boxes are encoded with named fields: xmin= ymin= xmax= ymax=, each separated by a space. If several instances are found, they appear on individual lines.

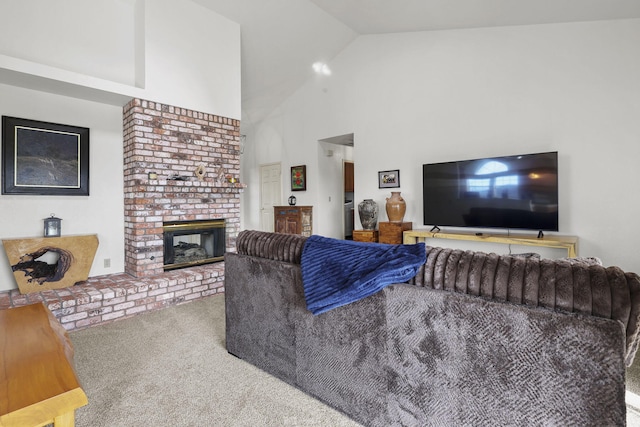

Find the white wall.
xmin=0 ymin=0 xmax=240 ymax=291
xmin=144 ymin=0 xmax=241 ymax=118
xmin=0 ymin=84 xmax=124 ymax=291
xmin=0 ymin=0 xmax=137 ymax=86
xmin=0 ymin=0 xmax=241 ymax=119
xmin=243 ymin=19 xmax=640 ymax=273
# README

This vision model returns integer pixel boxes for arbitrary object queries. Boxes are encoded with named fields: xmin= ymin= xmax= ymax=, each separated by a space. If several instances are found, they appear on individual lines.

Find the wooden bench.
xmin=0 ymin=303 xmax=88 ymax=427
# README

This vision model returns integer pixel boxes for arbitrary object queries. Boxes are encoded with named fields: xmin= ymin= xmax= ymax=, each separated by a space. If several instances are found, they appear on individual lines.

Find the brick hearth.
xmin=0 ymin=264 xmax=224 ymax=330
xmin=1 ymin=99 xmax=241 ymax=330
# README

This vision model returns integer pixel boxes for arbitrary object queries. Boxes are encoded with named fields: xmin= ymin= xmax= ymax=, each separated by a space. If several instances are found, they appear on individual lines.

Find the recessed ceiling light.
xmin=312 ymin=62 xmax=331 ymax=76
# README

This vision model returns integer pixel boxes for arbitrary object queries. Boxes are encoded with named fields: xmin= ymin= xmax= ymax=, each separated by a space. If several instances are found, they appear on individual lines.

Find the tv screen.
xmin=423 ymin=151 xmax=558 ymax=231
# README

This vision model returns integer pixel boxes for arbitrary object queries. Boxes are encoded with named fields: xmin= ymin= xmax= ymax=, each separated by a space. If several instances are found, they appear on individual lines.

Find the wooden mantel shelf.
xmin=2 ymin=234 xmax=99 ymax=295
xmin=141 ymin=179 xmax=247 ymax=191
xmin=403 ymin=230 xmax=578 ymax=258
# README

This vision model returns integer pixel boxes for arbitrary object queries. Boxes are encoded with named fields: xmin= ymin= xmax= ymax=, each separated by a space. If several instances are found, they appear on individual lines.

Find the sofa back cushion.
xmin=409 ymin=246 xmax=640 ymax=366
xmin=235 ymin=230 xmax=307 ymax=264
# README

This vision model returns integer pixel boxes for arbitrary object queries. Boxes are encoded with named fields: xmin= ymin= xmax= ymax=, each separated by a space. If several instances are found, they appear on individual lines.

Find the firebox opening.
xmin=163 ymin=219 xmax=225 ymax=271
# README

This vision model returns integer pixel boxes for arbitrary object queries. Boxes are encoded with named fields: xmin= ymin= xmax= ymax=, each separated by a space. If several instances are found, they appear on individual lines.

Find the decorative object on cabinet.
xmin=353 ymin=229 xmax=379 ymax=243
xmin=2 ymin=116 xmax=90 ymax=196
xmin=358 ymin=199 xmax=378 ymax=230
xmin=291 ymin=165 xmax=306 ymax=191
xmin=288 ymin=195 xmax=297 ymax=206
xmin=379 ymin=221 xmax=412 ymax=244
xmin=274 ymin=206 xmax=312 ymax=236
xmin=378 ymin=169 xmax=400 ymax=189
xmin=386 ymin=191 xmax=406 ymax=222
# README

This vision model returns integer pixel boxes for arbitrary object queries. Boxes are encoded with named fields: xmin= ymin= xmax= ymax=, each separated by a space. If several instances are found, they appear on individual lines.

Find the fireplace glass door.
xmin=163 ymin=219 xmax=225 ymax=270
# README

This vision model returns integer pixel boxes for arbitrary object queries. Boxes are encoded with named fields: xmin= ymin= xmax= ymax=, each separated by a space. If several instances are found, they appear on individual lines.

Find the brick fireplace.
xmin=0 ymin=99 xmax=243 ymax=330
xmin=123 ymin=98 xmax=242 ymax=277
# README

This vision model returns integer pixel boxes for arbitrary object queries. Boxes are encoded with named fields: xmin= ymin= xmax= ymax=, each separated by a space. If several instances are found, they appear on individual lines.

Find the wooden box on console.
xmin=379 ymin=222 xmax=412 ymax=244
xmin=353 ymin=230 xmax=379 ymax=243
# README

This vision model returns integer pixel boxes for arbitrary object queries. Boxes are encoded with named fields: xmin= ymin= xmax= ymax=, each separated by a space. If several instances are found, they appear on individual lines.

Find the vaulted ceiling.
xmin=193 ymin=0 xmax=640 ymax=126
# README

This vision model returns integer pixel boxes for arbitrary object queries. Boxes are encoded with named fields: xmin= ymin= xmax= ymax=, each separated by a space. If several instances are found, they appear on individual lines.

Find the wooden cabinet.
xmin=274 ymin=206 xmax=313 ymax=236
xmin=379 ymin=222 xmax=412 ymax=244
xmin=353 ymin=230 xmax=378 ymax=243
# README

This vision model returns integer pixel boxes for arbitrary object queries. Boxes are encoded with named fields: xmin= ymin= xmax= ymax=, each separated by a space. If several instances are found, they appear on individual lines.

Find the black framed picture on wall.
xmin=2 ymin=116 xmax=90 ymax=195
xmin=378 ymin=169 xmax=400 ymax=188
xmin=291 ymin=165 xmax=306 ymax=191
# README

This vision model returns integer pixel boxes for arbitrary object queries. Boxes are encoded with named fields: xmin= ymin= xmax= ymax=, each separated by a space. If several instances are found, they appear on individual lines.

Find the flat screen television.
xmin=423 ymin=151 xmax=558 ymax=232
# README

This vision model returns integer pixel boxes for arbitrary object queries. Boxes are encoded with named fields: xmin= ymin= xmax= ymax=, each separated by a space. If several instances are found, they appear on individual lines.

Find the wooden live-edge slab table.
xmin=2 ymin=234 xmax=98 ymax=295
xmin=0 ymin=303 xmax=88 ymax=427
xmin=403 ymin=230 xmax=578 ymax=258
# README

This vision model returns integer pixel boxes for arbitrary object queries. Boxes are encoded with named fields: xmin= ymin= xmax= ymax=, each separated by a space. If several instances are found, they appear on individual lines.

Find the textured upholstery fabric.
xmin=409 ymin=246 xmax=640 ymax=366
xmin=384 ymin=284 xmax=625 ymax=426
xmin=234 ymin=232 xmax=640 ymax=366
xmin=225 ymin=253 xmax=305 ymax=384
xmin=235 ymin=229 xmax=307 ymax=263
xmin=227 ymin=230 xmax=638 ymax=426
xmin=296 ymin=291 xmax=390 ymax=425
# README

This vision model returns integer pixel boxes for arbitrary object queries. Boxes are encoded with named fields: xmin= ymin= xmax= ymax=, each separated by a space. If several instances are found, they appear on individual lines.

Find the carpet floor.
xmin=70 ymin=294 xmax=640 ymax=426
xmin=70 ymin=295 xmax=360 ymax=427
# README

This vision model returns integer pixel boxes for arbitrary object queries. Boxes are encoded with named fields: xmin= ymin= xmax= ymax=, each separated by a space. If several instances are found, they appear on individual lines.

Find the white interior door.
xmin=260 ymin=163 xmax=281 ymax=231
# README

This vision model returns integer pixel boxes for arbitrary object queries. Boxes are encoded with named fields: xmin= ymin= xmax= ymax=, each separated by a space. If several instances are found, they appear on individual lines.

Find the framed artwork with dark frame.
xmin=2 ymin=116 xmax=89 ymax=195
xmin=378 ymin=169 xmax=400 ymax=188
xmin=291 ymin=165 xmax=306 ymax=191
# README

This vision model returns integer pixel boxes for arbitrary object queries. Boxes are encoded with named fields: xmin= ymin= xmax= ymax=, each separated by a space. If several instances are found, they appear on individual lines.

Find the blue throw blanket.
xmin=301 ymin=235 xmax=426 ymax=315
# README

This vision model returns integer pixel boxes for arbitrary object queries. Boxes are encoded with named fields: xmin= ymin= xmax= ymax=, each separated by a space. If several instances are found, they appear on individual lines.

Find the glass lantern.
xmin=44 ymin=214 xmax=62 ymax=237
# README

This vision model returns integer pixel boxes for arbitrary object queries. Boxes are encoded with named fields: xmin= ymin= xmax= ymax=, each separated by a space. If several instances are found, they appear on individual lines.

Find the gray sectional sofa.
xmin=225 ymin=230 xmax=640 ymax=426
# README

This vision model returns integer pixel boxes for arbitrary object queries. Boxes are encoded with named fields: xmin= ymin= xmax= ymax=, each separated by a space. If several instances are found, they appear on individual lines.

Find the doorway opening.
xmin=318 ymin=133 xmax=354 ymax=240
xmin=259 ymin=163 xmax=282 ymax=232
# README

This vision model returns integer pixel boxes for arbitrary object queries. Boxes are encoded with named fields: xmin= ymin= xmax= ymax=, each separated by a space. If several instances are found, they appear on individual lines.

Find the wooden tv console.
xmin=403 ymin=230 xmax=578 ymax=258
xmin=0 ymin=303 xmax=88 ymax=427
